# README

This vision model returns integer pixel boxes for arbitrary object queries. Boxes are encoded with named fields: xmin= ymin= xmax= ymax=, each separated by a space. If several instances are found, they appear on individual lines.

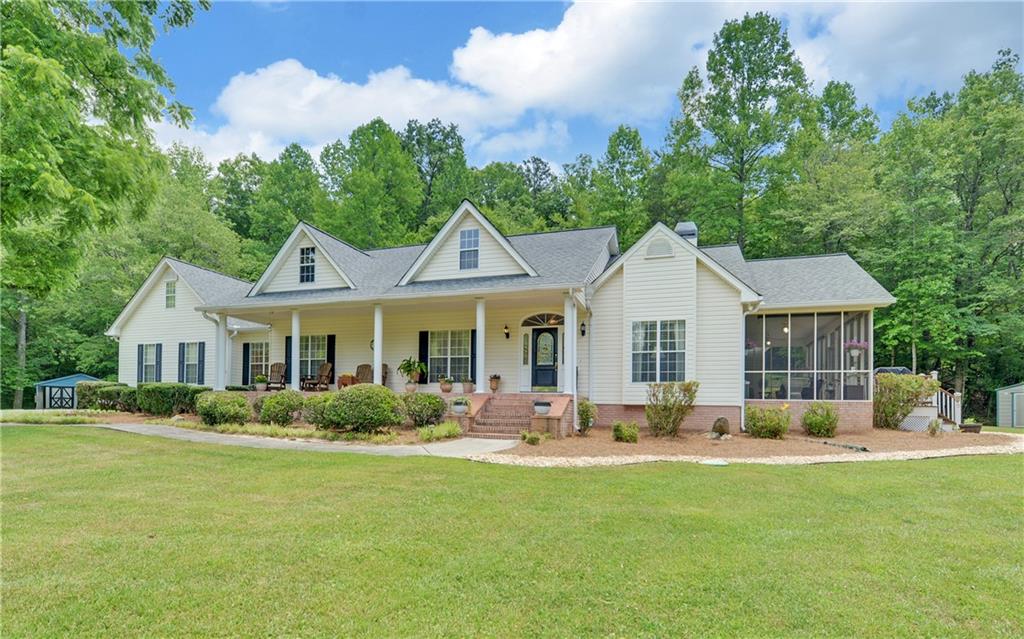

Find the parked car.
xmin=873 ymin=366 xmax=912 ymax=375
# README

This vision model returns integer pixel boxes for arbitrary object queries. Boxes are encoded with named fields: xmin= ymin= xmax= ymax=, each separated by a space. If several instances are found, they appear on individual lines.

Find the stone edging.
xmin=469 ymin=435 xmax=1024 ymax=468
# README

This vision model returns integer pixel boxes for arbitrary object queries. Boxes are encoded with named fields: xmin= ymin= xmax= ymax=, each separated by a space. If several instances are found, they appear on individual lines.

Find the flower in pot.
xmin=438 ymin=375 xmax=454 ymax=393
xmin=451 ymin=396 xmax=472 ymax=416
xmin=461 ymin=376 xmax=475 ymax=394
xmin=399 ymin=357 xmax=427 ymax=391
xmin=254 ymin=374 xmax=268 ymax=392
xmin=533 ymin=400 xmax=551 ymax=416
xmin=489 ymin=374 xmax=501 ymax=393
xmin=843 ymin=339 xmax=869 ymax=360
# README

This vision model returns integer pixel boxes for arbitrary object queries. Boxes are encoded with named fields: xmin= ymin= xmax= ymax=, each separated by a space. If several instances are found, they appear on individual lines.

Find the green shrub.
xmin=76 ymin=381 xmax=123 ymax=409
xmin=302 ymin=393 xmax=332 ymax=429
xmin=403 ymin=392 xmax=447 ymax=427
xmin=417 ymin=421 xmax=463 ymax=442
xmin=196 ymin=392 xmax=251 ymax=426
xmin=226 ymin=384 xmax=255 ymax=391
xmin=801 ymin=401 xmax=838 ymax=437
xmin=577 ymin=399 xmax=598 ymax=436
xmin=927 ymin=418 xmax=943 ymax=437
xmin=137 ymin=383 xmax=210 ymax=416
xmin=315 ymin=385 xmax=405 ymax=432
xmin=612 ymin=420 xmax=639 ymax=443
xmin=520 ymin=430 xmax=544 ymax=445
xmin=746 ymin=405 xmax=791 ymax=439
xmin=873 ymin=373 xmax=942 ymax=429
xmin=712 ymin=417 xmax=731 ymax=435
xmin=645 ymin=381 xmax=700 ymax=437
xmin=95 ymin=385 xmax=138 ymax=412
xmin=259 ymin=390 xmax=305 ymax=426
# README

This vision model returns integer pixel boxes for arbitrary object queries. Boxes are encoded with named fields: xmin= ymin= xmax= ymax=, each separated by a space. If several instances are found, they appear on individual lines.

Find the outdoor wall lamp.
xmin=503 ymin=324 xmax=510 ymax=339
xmin=580 ymin=321 xmax=587 ymax=337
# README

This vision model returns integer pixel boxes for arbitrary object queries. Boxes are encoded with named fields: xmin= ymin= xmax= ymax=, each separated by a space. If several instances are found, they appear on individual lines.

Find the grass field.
xmin=2 ymin=426 xmax=1022 ymax=637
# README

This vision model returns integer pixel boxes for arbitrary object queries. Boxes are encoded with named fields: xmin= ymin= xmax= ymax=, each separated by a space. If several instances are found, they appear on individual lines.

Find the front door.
xmin=532 ymin=327 xmax=558 ymax=388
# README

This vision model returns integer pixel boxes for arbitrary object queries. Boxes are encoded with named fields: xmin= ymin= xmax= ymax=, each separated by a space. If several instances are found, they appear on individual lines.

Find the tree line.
xmin=2 ymin=5 xmax=1021 ymax=418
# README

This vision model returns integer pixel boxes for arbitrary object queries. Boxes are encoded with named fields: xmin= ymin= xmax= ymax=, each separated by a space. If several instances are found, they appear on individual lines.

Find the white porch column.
xmin=225 ymin=331 xmax=233 ymax=388
xmin=215 ymin=314 xmax=228 ymax=391
xmin=290 ymin=310 xmax=301 ymax=390
xmin=563 ymin=294 xmax=576 ymax=395
xmin=373 ymin=304 xmax=383 ymax=385
xmin=475 ymin=298 xmax=486 ymax=386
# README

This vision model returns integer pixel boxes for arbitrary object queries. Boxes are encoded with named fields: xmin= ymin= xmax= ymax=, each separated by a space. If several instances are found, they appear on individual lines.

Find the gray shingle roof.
xmin=700 ymin=245 xmax=895 ymax=307
xmin=208 ymin=225 xmax=618 ymax=310
xmin=167 ymin=258 xmax=253 ymax=306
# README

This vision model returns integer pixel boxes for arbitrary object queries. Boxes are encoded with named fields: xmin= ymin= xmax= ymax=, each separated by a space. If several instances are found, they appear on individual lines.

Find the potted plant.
xmin=398 ymin=357 xmax=427 ymax=391
xmin=451 ymin=396 xmax=472 ymax=416
xmin=461 ymin=376 xmax=475 ymax=394
xmin=844 ymin=339 xmax=869 ymax=361
xmin=254 ymin=374 xmax=268 ymax=392
xmin=438 ymin=375 xmax=454 ymax=393
xmin=534 ymin=400 xmax=551 ymax=416
xmin=489 ymin=374 xmax=501 ymax=393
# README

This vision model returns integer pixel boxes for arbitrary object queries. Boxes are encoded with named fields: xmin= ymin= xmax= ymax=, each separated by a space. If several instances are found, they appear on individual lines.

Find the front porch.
xmin=213 ymin=290 xmax=584 ymax=400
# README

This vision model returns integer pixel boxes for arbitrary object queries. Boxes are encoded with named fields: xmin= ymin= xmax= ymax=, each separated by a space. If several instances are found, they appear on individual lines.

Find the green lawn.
xmin=3 ymin=427 xmax=1022 ymax=637
xmin=984 ymin=426 xmax=1024 ymax=434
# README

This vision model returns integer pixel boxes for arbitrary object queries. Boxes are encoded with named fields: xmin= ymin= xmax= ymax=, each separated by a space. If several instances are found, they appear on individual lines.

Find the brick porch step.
xmin=465 ymin=431 xmax=521 ymax=440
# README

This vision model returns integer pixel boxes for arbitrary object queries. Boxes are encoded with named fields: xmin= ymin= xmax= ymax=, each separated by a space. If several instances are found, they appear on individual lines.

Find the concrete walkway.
xmin=82 ymin=423 xmax=518 ymax=458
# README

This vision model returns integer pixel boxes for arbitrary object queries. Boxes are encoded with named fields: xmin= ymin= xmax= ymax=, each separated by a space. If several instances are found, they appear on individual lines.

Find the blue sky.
xmin=152 ymin=1 xmax=1023 ymax=167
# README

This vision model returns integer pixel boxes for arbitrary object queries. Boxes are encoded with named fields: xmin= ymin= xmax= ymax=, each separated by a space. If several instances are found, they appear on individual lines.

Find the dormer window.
xmin=165 ymin=281 xmax=176 ymax=308
xmin=459 ymin=228 xmax=479 ymax=270
xmin=299 ymin=247 xmax=316 ymax=283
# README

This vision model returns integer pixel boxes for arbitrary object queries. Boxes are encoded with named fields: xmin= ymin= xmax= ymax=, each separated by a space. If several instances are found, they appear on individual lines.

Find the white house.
xmin=106 ymin=200 xmax=897 ymax=434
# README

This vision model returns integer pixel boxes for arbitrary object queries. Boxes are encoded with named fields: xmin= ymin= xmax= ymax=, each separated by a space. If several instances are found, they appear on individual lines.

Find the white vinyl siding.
xmin=263 ymin=235 xmax=348 ymax=293
xmin=585 ymin=269 xmax=623 ymax=403
xmin=414 ymin=217 xmax=526 ymax=282
xmin=117 ymin=264 xmax=217 ymax=387
xmin=695 ymin=264 xmax=743 ymax=405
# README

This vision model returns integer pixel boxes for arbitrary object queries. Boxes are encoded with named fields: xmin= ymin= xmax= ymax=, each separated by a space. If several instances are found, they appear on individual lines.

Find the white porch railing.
xmin=927 ymin=371 xmax=962 ymax=425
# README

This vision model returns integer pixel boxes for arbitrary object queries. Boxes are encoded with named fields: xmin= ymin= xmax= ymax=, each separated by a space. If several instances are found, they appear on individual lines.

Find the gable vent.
xmin=646 ymin=238 xmax=674 ymax=258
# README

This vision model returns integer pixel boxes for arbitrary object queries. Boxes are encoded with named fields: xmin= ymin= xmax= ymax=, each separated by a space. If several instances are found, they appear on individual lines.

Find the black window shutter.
xmin=470 ymin=329 xmax=477 ymax=382
xmin=285 ymin=336 xmax=292 ymax=382
xmin=326 ymin=335 xmax=336 ymax=376
xmin=137 ymin=344 xmax=144 ymax=383
xmin=178 ymin=343 xmax=185 ymax=383
xmin=197 ymin=342 xmax=205 ymax=385
xmin=155 ymin=344 xmax=163 ymax=382
xmin=418 ymin=331 xmax=429 ymax=365
xmin=242 ymin=343 xmax=251 ymax=385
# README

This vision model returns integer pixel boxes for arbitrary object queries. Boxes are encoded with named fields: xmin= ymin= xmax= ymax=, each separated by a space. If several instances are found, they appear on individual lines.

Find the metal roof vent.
xmin=674 ymin=221 xmax=698 ymax=245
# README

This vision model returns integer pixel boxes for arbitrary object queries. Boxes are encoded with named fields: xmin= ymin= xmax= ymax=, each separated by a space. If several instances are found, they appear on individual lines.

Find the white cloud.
xmin=156 ymin=2 xmax=1021 ymax=165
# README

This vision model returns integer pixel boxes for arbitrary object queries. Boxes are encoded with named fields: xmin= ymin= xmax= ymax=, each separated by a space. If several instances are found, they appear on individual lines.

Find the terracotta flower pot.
xmin=462 ymin=382 xmax=475 ymax=394
xmin=440 ymin=381 xmax=453 ymax=393
xmin=489 ymin=379 xmax=499 ymax=392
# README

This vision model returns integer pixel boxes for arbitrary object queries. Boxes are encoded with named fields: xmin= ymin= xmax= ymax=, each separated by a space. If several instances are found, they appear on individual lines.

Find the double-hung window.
xmin=165 ymin=281 xmax=176 ymax=308
xmin=299 ymin=335 xmax=327 ymax=378
xmin=183 ymin=342 xmax=200 ymax=384
xmin=299 ymin=247 xmax=316 ymax=283
xmin=631 ymin=320 xmax=685 ymax=383
xmin=142 ymin=344 xmax=159 ymax=382
xmin=249 ymin=342 xmax=269 ymax=381
xmin=428 ymin=330 xmax=471 ymax=382
xmin=459 ymin=229 xmax=479 ymax=270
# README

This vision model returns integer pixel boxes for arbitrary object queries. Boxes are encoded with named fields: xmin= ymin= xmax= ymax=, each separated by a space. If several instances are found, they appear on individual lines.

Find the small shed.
xmin=34 ymin=373 xmax=99 ymax=409
xmin=995 ymin=382 xmax=1024 ymax=427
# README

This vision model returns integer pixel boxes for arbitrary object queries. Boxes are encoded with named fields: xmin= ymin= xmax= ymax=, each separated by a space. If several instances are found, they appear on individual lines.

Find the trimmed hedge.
xmin=801 ymin=401 xmax=838 ymax=437
xmin=612 ymin=420 xmax=639 ymax=443
xmin=77 ymin=381 xmax=123 ymax=409
xmin=403 ymin=392 xmax=447 ymax=427
xmin=196 ymin=392 xmax=251 ymax=426
xmin=310 ymin=385 xmax=405 ymax=432
xmin=302 ymin=393 xmax=332 ymax=429
xmin=746 ymin=405 xmax=791 ymax=439
xmin=259 ymin=390 xmax=305 ymax=426
xmin=137 ymin=383 xmax=210 ymax=416
xmin=96 ymin=385 xmax=138 ymax=412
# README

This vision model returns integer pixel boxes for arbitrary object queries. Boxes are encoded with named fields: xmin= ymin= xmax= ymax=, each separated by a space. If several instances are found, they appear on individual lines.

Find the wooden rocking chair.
xmin=266 ymin=362 xmax=287 ymax=390
xmin=301 ymin=361 xmax=333 ymax=392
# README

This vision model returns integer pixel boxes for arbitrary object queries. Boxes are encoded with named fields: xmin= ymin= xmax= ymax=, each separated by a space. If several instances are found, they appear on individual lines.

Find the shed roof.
xmin=35 ymin=373 xmax=99 ymax=389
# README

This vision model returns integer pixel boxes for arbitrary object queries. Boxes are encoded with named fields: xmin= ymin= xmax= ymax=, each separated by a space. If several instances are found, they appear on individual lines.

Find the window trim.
xmin=142 ymin=344 xmax=159 ymax=383
xmin=630 ymin=319 xmax=686 ymax=383
xmin=299 ymin=246 xmax=316 ymax=283
xmin=165 ymin=281 xmax=176 ymax=308
xmin=428 ymin=329 xmax=472 ymax=382
xmin=459 ymin=228 xmax=479 ymax=271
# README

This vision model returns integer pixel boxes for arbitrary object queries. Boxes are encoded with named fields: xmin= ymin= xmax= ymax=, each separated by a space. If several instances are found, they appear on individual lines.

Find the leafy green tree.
xmin=212 ymin=153 xmax=266 ymax=236
xmin=319 ymin=119 xmax=423 ymax=247
xmin=400 ymin=119 xmax=473 ymax=228
xmin=592 ymin=126 xmax=652 ymax=247
xmin=677 ymin=12 xmax=809 ymax=249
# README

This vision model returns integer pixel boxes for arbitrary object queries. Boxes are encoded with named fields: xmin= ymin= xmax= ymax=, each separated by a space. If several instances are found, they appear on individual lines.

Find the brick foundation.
xmin=747 ymin=399 xmax=873 ymax=433
xmin=595 ymin=404 xmax=742 ymax=432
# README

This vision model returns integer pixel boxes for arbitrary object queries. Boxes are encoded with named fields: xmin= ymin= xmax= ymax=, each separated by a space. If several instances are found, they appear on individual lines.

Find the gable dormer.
xmin=399 ymin=201 xmax=537 ymax=285
xmin=251 ymin=223 xmax=356 ymax=295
